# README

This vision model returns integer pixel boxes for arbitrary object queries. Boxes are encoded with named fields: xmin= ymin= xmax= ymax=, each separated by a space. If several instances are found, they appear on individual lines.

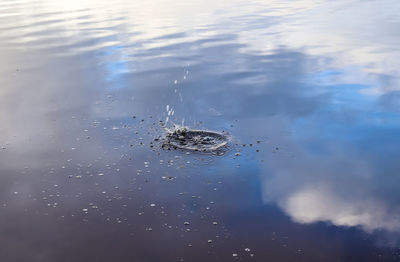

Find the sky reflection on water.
xmin=1 ymin=0 xmax=400 ymax=261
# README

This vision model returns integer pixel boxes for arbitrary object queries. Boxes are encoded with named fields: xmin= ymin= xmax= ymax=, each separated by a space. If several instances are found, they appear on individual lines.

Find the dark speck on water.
xmin=1 ymin=0 xmax=400 ymax=261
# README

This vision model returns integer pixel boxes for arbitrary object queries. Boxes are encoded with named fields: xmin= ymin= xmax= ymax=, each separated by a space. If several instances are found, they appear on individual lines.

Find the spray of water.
xmin=161 ymin=67 xmax=230 ymax=154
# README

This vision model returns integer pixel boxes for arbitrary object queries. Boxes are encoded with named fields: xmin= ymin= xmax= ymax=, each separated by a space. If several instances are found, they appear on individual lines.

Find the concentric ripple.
xmin=162 ymin=126 xmax=230 ymax=154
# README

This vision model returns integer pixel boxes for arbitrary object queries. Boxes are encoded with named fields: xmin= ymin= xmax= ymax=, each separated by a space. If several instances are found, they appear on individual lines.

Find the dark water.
xmin=1 ymin=0 xmax=400 ymax=261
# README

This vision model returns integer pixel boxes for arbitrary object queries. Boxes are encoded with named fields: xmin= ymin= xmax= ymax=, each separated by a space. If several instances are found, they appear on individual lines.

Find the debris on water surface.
xmin=161 ymin=126 xmax=230 ymax=154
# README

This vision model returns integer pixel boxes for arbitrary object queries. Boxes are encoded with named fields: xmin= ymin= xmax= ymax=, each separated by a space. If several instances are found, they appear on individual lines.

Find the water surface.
xmin=1 ymin=0 xmax=400 ymax=261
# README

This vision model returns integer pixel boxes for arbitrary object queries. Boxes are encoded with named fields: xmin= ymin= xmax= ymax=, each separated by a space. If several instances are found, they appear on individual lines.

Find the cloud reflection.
xmin=260 ymin=135 xmax=400 ymax=233
xmin=283 ymin=186 xmax=400 ymax=232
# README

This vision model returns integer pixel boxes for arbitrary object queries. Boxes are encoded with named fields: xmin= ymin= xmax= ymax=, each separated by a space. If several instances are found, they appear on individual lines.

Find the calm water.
xmin=1 ymin=0 xmax=400 ymax=261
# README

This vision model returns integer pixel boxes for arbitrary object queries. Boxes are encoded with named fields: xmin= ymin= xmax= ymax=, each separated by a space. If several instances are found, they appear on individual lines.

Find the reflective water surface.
xmin=1 ymin=0 xmax=400 ymax=261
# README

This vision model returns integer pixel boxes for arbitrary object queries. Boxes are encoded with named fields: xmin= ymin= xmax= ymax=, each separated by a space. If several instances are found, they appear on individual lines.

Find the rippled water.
xmin=162 ymin=126 xmax=230 ymax=153
xmin=1 ymin=0 xmax=400 ymax=261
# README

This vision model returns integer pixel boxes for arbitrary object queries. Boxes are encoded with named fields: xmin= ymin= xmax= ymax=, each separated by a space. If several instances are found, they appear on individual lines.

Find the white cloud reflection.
xmin=282 ymin=186 xmax=400 ymax=232
xmin=259 ymin=132 xmax=400 ymax=233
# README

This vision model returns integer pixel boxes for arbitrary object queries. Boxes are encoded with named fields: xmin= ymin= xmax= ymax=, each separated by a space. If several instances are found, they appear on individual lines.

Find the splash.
xmin=162 ymin=125 xmax=230 ymax=154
